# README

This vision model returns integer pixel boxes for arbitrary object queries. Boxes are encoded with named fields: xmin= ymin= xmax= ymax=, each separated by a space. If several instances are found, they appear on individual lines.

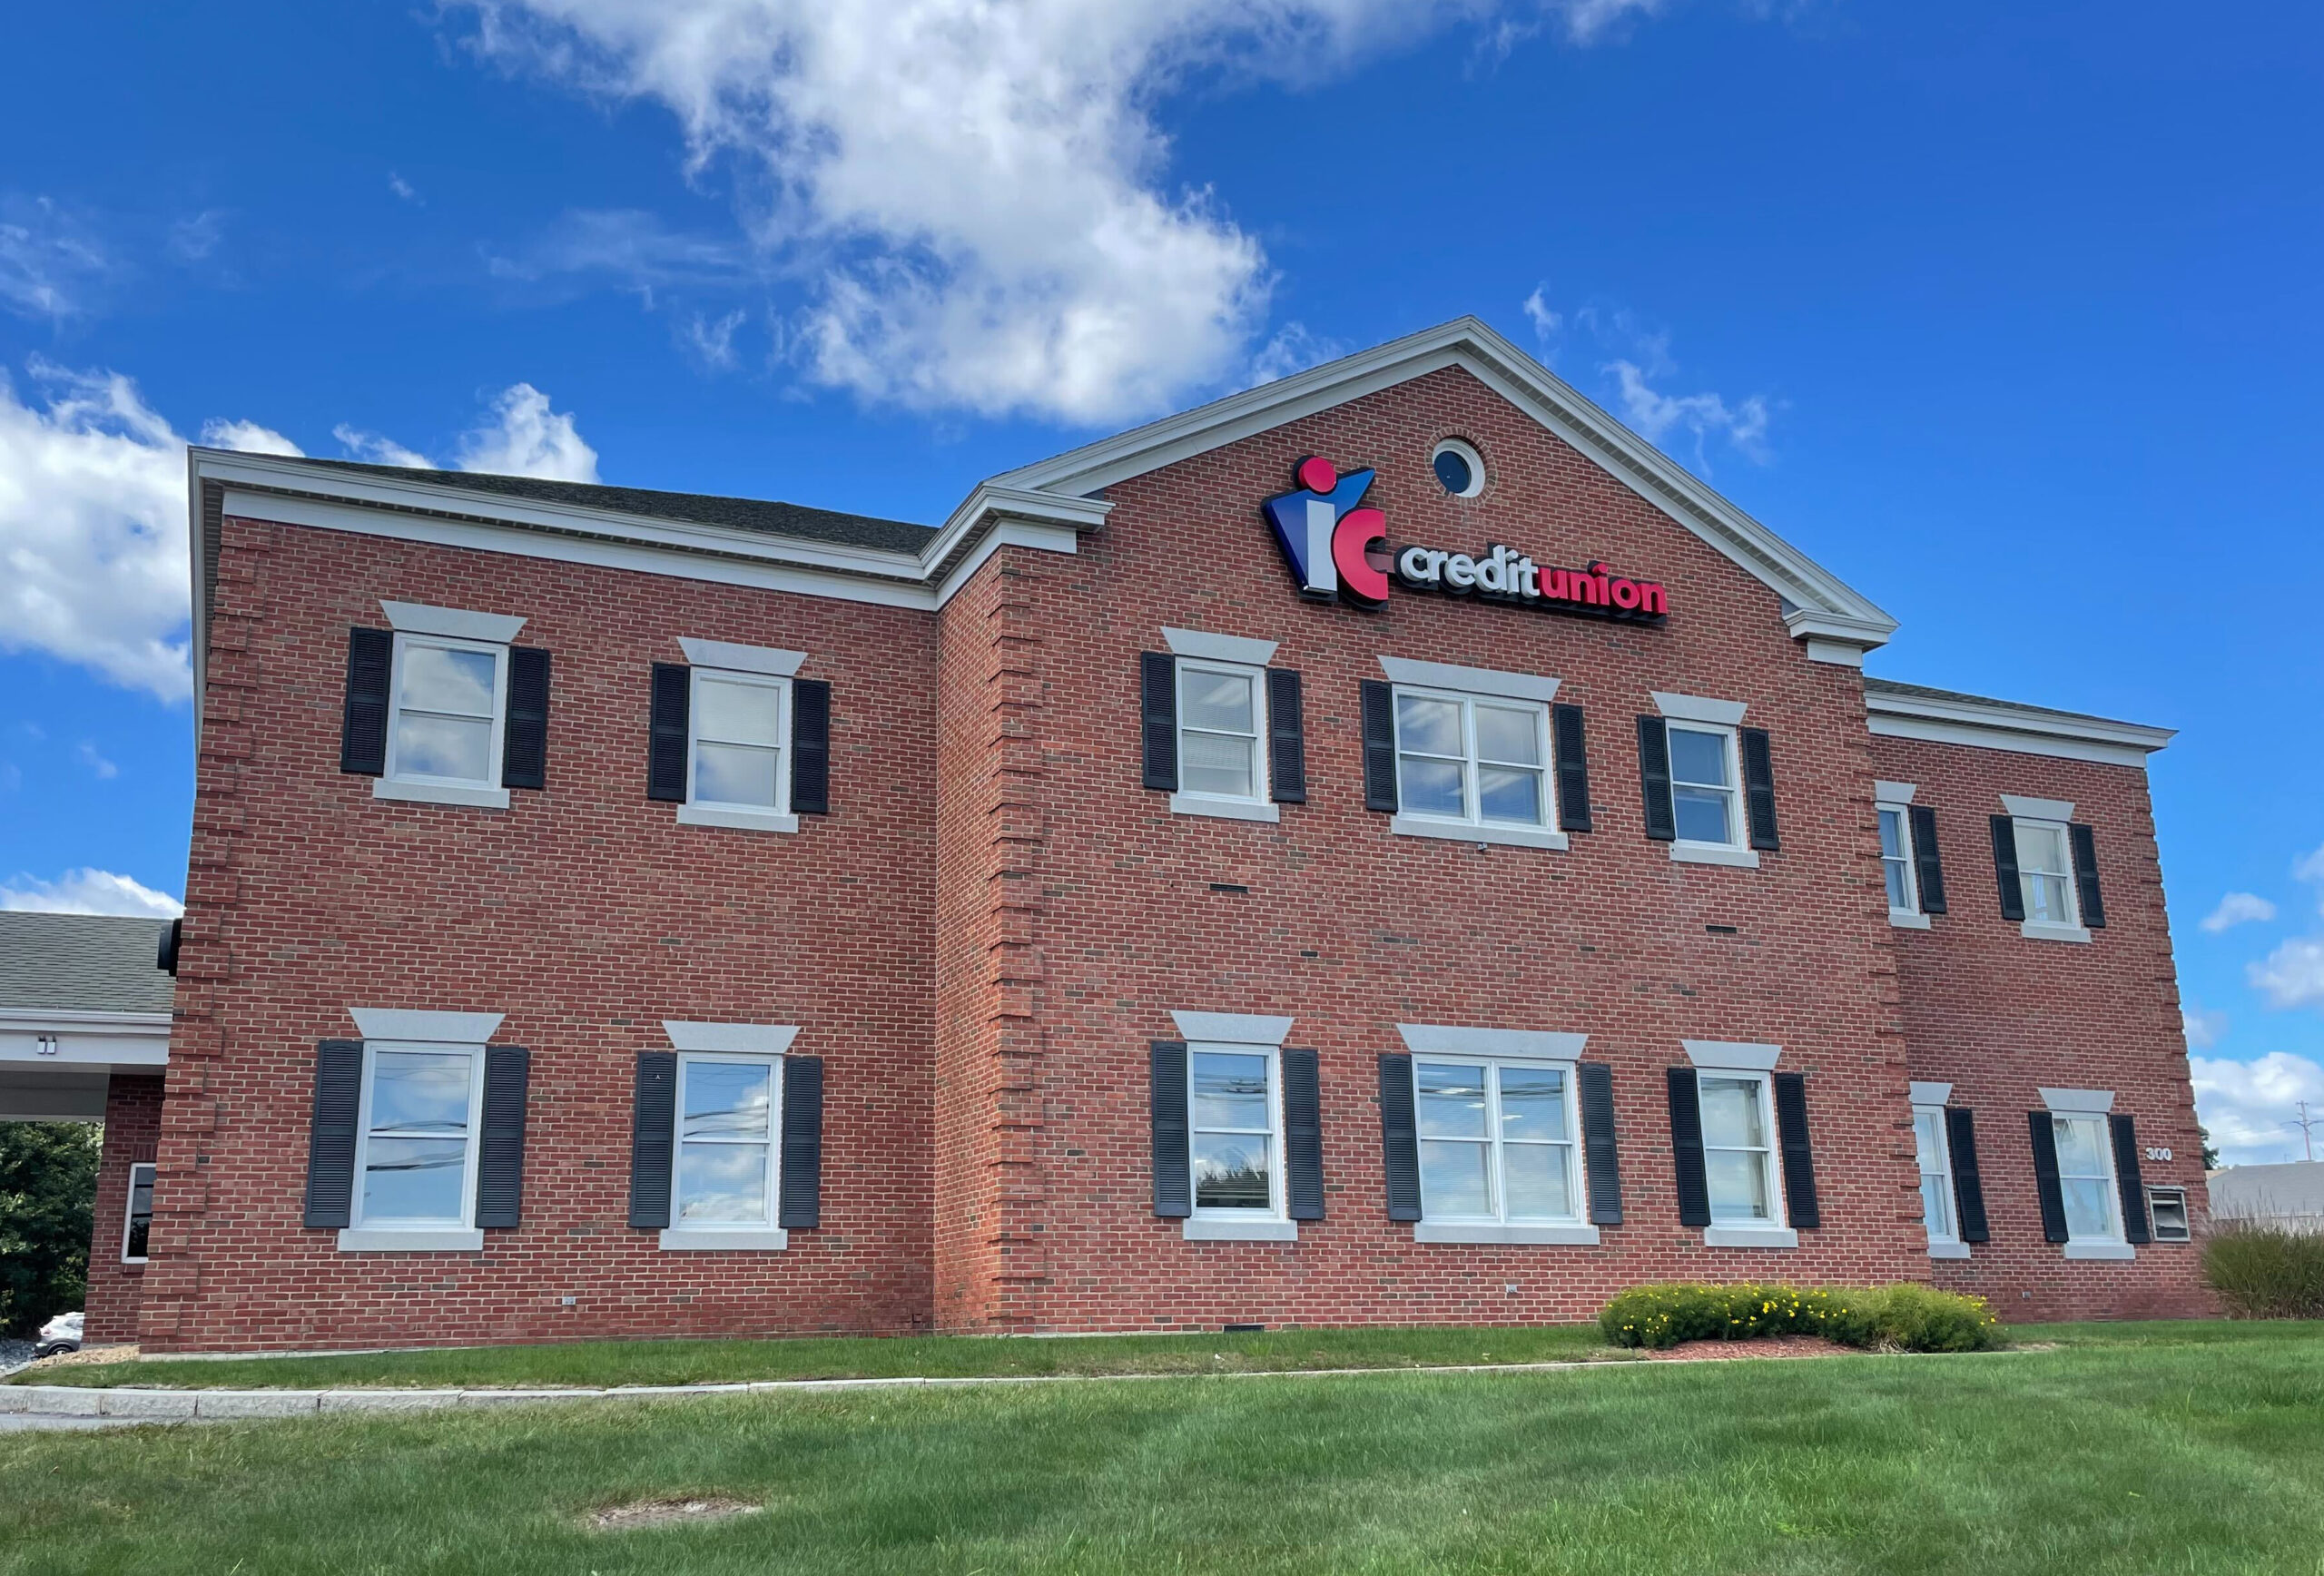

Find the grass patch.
xmin=11 ymin=1323 xmax=1621 ymax=1390
xmin=4 ymin=1325 xmax=2322 ymax=1573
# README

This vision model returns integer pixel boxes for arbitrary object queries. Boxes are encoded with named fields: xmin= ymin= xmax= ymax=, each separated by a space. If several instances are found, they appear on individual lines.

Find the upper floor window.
xmin=691 ymin=669 xmax=790 ymax=816
xmin=1177 ymin=658 xmax=1268 ymax=807
xmin=389 ymin=635 xmax=507 ymax=791
xmin=1994 ymin=796 xmax=2101 ymax=943
xmin=1394 ymin=686 xmax=1550 ymax=833
xmin=2014 ymin=819 xmax=2078 ymax=928
xmin=1413 ymin=1057 xmax=1582 ymax=1226
xmin=1644 ymin=693 xmax=1773 ymax=868
xmin=354 ymin=1041 xmax=484 ymax=1232
xmin=342 ymin=602 xmax=537 ymax=811
xmin=1879 ymin=807 xmax=1917 ymax=913
xmin=1669 ymin=724 xmax=1742 ymax=849
xmin=1142 ymin=630 xmax=1300 ymax=825
xmin=652 ymin=638 xmax=822 ymax=833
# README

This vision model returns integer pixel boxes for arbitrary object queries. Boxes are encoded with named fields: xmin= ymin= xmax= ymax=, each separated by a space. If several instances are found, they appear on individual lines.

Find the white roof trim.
xmin=982 ymin=316 xmax=1896 ymax=653
xmin=678 ymin=638 xmax=804 ymax=677
xmin=1865 ymin=684 xmax=2173 ymax=768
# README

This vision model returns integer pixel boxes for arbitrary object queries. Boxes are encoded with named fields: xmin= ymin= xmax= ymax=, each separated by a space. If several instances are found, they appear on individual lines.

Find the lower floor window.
xmin=1913 ymin=1108 xmax=1956 ymax=1244
xmin=675 ymin=1054 xmax=780 ymax=1227
xmin=2053 ymin=1113 xmax=2122 ymax=1241
xmin=1414 ymin=1059 xmax=1581 ymax=1222
xmin=1190 ymin=1049 xmax=1276 ymax=1212
xmin=1699 ymin=1073 xmax=1777 ymax=1223
xmin=123 ymin=1162 xmax=156 ymax=1262
xmin=356 ymin=1045 xmax=481 ymax=1227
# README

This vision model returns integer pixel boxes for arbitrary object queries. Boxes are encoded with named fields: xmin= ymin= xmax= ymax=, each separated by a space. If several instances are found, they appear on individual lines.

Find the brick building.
xmin=116 ymin=318 xmax=2205 ymax=1350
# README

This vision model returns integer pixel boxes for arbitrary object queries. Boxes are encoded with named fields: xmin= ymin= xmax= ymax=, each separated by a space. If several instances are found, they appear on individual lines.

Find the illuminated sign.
xmin=1262 ymin=458 xmax=1668 ymax=623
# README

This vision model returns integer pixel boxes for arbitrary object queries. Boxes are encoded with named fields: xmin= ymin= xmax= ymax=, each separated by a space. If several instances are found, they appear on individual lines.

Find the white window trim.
xmin=376 ymin=630 xmax=512 ymax=810
xmin=1387 ymin=681 xmax=1567 ymax=850
xmin=2009 ymin=812 xmax=2089 ymax=942
xmin=679 ymin=664 xmax=798 ymax=833
xmin=1173 ymin=1011 xmax=1295 ymax=1242
xmin=677 ymin=636 xmax=803 ymax=676
xmin=2049 ymin=1104 xmax=2132 ymax=1257
xmin=1875 ymin=791 xmax=1928 ymax=928
xmin=1163 ymin=627 xmax=1278 ymax=666
xmin=1378 ymin=656 xmax=1561 ymax=704
xmin=380 ymin=600 xmax=526 ymax=643
xmin=1910 ymin=1092 xmax=1968 ymax=1259
xmin=339 ymin=1034 xmax=488 ymax=1255
xmin=121 ymin=1161 xmax=156 ymax=1265
xmin=1660 ymin=716 xmax=1755 ymax=867
xmin=1405 ymin=1051 xmax=1596 ymax=1246
xmin=659 ymin=1049 xmax=789 ymax=1252
xmin=1682 ymin=1041 xmax=1794 ymax=1248
xmin=1431 ymin=438 xmax=1486 ymax=498
xmin=1169 ymin=651 xmax=1277 ymax=823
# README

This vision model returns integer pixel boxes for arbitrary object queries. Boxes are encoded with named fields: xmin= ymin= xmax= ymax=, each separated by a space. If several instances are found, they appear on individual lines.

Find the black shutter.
xmin=501 ymin=647 xmax=551 ymax=791
xmin=1910 ymin=804 xmax=1947 ymax=915
xmin=1740 ymin=727 xmax=1780 ymax=852
xmin=1283 ymin=1048 xmax=1324 ymax=1221
xmin=1378 ymin=1053 xmax=1422 ymax=1222
xmin=626 ymin=1051 xmax=677 ymax=1229
xmin=1666 ymin=1069 xmax=1711 ymax=1227
xmin=2071 ymin=823 xmax=2106 ymax=929
xmin=1945 ymin=1106 xmax=1990 ymax=1243
xmin=791 ymin=678 xmax=831 ymax=815
xmin=1150 ymin=1041 xmax=1192 ymax=1217
xmin=1579 ymin=1061 xmax=1622 ymax=1225
xmin=1772 ymin=1070 xmax=1820 ymax=1228
xmin=301 ymin=1039 xmax=364 ymax=1229
xmin=2028 ymin=1111 xmax=2069 ymax=1244
xmin=778 ymin=1056 xmax=824 ymax=1228
xmin=1140 ymin=653 xmax=1178 ymax=792
xmin=647 ymin=664 xmax=690 ymax=803
xmin=474 ymin=1045 xmax=530 ymax=1229
xmin=1267 ymin=668 xmax=1307 ymax=803
xmin=1361 ymin=679 xmax=1399 ymax=813
xmin=1552 ymin=704 xmax=1592 ymax=832
xmin=340 ymin=628 xmax=393 ymax=776
xmin=2111 ymin=1113 xmax=2151 ymax=1244
xmin=1991 ymin=815 xmax=2026 ymax=921
xmin=1637 ymin=716 xmax=1676 ymax=842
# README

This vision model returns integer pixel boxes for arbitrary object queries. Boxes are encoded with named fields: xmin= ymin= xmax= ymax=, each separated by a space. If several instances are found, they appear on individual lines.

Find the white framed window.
xmin=1913 ymin=1106 xmax=1966 ymax=1256
xmin=1413 ymin=1057 xmax=1584 ymax=1231
xmin=1176 ymin=657 xmax=1269 ymax=809
xmin=1878 ymin=806 xmax=1921 ymax=918
xmin=684 ymin=666 xmax=793 ymax=829
xmin=2014 ymin=819 xmax=2081 ymax=931
xmin=122 ymin=1162 xmax=156 ymax=1264
xmin=671 ymin=1052 xmax=783 ymax=1235
xmin=350 ymin=1041 xmax=485 ymax=1237
xmin=1189 ymin=1045 xmax=1282 ymax=1220
xmin=2053 ymin=1111 xmax=2124 ymax=1247
xmin=1699 ymin=1071 xmax=1779 ymax=1226
xmin=1394 ymin=687 xmax=1553 ymax=833
xmin=383 ymin=634 xmax=507 ymax=803
xmin=1669 ymin=724 xmax=1745 ymax=851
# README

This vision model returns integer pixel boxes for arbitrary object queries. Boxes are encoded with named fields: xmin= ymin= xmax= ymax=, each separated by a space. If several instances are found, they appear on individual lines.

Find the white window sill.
xmin=1390 ymin=815 xmax=1568 ymax=851
xmin=677 ymin=803 xmax=800 ymax=833
xmin=658 ymin=1228 xmax=789 ymax=1252
xmin=2022 ymin=921 xmax=2092 ymax=945
xmin=2063 ymin=1240 xmax=2135 ymax=1260
xmin=1413 ymin=1221 xmax=1600 ymax=1246
xmin=336 ymin=1228 xmax=485 ymax=1253
xmin=1888 ymin=911 xmax=1931 ymax=931
xmin=1169 ymin=794 xmax=1280 ymax=824
xmin=1182 ymin=1217 xmax=1298 ymax=1242
xmin=1670 ymin=842 xmax=1760 ymax=869
xmin=1927 ymin=1241 xmax=1971 ymax=1260
xmin=373 ymin=779 xmax=509 ymax=811
xmin=1703 ymin=1225 xmax=1797 ymax=1249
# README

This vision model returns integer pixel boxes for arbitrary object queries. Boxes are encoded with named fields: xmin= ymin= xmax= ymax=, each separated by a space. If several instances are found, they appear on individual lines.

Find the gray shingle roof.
xmin=282 ymin=457 xmax=939 ymax=556
xmin=1861 ymin=676 xmax=2148 ymax=731
xmin=2210 ymin=1160 xmax=2324 ymax=1224
xmin=0 ymin=912 xmax=177 ymax=1014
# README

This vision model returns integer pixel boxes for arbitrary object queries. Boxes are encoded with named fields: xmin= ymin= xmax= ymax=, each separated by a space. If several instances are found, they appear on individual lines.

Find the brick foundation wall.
xmin=142 ymin=518 xmax=937 ymax=1351
xmin=1872 ymin=734 xmax=2211 ymax=1320
xmin=83 ymin=1074 xmax=163 ymax=1343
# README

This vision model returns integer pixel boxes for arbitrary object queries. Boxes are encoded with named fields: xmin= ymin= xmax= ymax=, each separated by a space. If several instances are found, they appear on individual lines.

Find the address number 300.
xmin=2144 ymin=1147 xmax=2173 ymax=1162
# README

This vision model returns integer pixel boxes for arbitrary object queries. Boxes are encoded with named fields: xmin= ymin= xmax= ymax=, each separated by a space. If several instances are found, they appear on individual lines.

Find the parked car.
xmin=31 ymin=1311 xmax=82 ymax=1360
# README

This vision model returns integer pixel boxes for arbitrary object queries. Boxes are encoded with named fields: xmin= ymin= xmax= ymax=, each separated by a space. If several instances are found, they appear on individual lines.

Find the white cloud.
xmin=333 ymin=423 xmax=435 ymax=468
xmin=450 ymin=1 xmax=1673 ymax=424
xmin=200 ymin=418 xmax=304 ymax=457
xmin=0 ymin=867 xmax=183 ymax=918
xmin=682 ymin=307 xmax=748 ymax=369
xmin=167 ymin=210 xmax=227 ymax=264
xmin=2182 ymin=1004 xmax=2228 ymax=1050
xmin=1521 ymin=285 xmax=1561 ymax=340
xmin=2250 ymin=937 xmax=2324 ymax=1010
xmin=74 ymin=741 xmax=118 ymax=780
xmin=454 ymin=383 xmax=600 ymax=481
xmin=1246 ymin=322 xmax=1344 ymax=388
xmin=389 ymin=172 xmax=422 ymax=204
xmin=487 ymin=209 xmax=747 ymax=307
xmin=0 ymin=195 xmax=112 ymax=320
xmin=2192 ymin=1052 xmax=2324 ymax=1167
xmin=2202 ymin=891 xmax=2278 ymax=932
xmin=1605 ymin=359 xmax=1771 ymax=469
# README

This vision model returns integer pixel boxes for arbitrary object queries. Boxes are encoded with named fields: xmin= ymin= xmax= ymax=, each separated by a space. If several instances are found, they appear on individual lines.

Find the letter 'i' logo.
xmin=1262 ymin=457 xmax=1391 ymax=607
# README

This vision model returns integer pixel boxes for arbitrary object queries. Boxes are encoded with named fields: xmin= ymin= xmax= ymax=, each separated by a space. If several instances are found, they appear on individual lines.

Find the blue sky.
xmin=3 ymin=0 xmax=2319 ymax=1158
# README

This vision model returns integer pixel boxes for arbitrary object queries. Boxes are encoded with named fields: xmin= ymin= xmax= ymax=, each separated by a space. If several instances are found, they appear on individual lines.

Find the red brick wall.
xmin=84 ymin=1074 xmax=163 ymax=1343
xmin=142 ymin=517 xmax=938 ymax=1351
xmin=931 ymin=365 xmax=1935 ymax=1330
xmin=1871 ymin=733 xmax=2211 ymax=1319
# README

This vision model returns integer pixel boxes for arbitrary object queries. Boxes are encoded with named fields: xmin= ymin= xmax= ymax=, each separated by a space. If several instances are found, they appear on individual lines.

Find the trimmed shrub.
xmin=1600 ymin=1282 xmax=2003 ymax=1353
xmin=2203 ymin=1222 xmax=2324 ymax=1318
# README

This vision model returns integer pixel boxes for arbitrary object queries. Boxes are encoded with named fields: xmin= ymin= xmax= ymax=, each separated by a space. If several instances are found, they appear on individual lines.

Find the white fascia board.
xmin=922 ymin=484 xmax=1110 ymax=568
xmin=0 ymin=1009 xmax=172 ymax=1034
xmin=1864 ymin=685 xmax=2173 ymax=765
xmin=979 ymin=318 xmax=1896 ymax=647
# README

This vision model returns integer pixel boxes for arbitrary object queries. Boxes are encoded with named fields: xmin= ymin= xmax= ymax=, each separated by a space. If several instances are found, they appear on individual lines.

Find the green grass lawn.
xmin=5 ymin=1323 xmax=2322 ymax=1573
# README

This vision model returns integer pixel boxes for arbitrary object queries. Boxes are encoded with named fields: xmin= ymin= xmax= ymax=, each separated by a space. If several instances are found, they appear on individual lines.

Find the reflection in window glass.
xmin=2053 ymin=1114 xmax=2118 ymax=1240
xmin=1191 ymin=1051 xmax=1274 ymax=1210
xmin=1413 ymin=1060 xmax=1578 ymax=1224
xmin=1177 ymin=665 xmax=1261 ymax=800
xmin=1914 ymin=1108 xmax=1954 ymax=1241
xmin=675 ymin=1058 xmax=775 ymax=1226
xmin=392 ymin=642 xmax=497 ymax=784
xmin=360 ymin=1049 xmax=474 ymax=1224
xmin=1394 ymin=691 xmax=1551 ymax=831
xmin=693 ymin=675 xmax=784 ymax=809
xmin=1879 ymin=808 xmax=1916 ymax=912
xmin=1699 ymin=1074 xmax=1773 ymax=1223
xmin=2015 ymin=822 xmax=2077 ymax=925
xmin=123 ymin=1163 xmax=155 ymax=1261
xmin=1669 ymin=726 xmax=1738 ymax=845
